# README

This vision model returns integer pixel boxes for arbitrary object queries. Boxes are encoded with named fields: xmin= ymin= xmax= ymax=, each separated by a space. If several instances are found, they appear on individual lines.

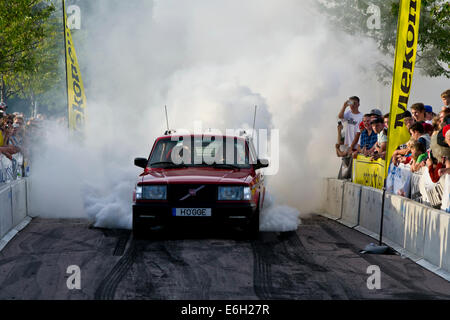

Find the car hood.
xmin=139 ymin=167 xmax=253 ymax=185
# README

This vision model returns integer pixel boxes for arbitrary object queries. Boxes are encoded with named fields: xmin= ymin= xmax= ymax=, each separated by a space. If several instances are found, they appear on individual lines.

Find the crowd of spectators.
xmin=336 ymin=89 xmax=450 ymax=180
xmin=0 ymin=101 xmax=46 ymax=175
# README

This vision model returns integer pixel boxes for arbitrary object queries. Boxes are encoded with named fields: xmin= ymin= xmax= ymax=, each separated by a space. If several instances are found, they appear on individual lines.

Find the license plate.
xmin=172 ymin=208 xmax=212 ymax=217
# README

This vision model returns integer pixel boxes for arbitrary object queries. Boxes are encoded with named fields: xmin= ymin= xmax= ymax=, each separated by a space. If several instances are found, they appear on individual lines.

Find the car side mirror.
xmin=254 ymin=158 xmax=269 ymax=170
xmin=134 ymin=157 xmax=148 ymax=169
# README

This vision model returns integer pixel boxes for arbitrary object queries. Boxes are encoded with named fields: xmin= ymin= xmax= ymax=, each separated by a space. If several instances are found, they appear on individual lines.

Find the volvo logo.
xmin=180 ymin=185 xmax=205 ymax=201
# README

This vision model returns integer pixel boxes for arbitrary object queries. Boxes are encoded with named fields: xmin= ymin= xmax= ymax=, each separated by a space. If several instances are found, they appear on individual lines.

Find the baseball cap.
xmin=424 ymin=105 xmax=433 ymax=113
xmin=370 ymin=117 xmax=383 ymax=125
xmin=369 ymin=109 xmax=383 ymax=117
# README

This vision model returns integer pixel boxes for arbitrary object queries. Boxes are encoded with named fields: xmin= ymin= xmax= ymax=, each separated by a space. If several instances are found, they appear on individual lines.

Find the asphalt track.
xmin=0 ymin=215 xmax=449 ymax=300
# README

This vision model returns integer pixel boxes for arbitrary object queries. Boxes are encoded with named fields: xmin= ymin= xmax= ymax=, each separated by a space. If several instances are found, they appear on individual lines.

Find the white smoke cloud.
xmin=28 ymin=0 xmax=449 ymax=231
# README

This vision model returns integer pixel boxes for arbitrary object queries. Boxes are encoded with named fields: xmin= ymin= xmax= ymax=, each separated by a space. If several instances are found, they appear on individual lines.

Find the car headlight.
xmin=136 ymin=185 xmax=167 ymax=200
xmin=218 ymin=186 xmax=251 ymax=200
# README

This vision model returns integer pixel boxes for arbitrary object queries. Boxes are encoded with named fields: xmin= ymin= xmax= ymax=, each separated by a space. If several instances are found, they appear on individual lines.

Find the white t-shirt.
xmin=343 ymin=109 xmax=363 ymax=147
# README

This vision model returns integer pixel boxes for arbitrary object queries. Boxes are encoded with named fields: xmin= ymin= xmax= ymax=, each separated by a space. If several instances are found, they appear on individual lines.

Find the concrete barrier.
xmin=0 ymin=177 xmax=31 ymax=250
xmin=423 ymin=208 xmax=450 ymax=271
xmin=340 ymin=182 xmax=361 ymax=228
xmin=382 ymin=194 xmax=405 ymax=249
xmin=356 ymin=185 xmax=383 ymax=236
xmin=325 ymin=178 xmax=344 ymax=220
xmin=11 ymin=179 xmax=27 ymax=226
xmin=0 ymin=184 xmax=13 ymax=239
xmin=323 ymin=178 xmax=450 ymax=280
xmin=402 ymin=198 xmax=429 ymax=259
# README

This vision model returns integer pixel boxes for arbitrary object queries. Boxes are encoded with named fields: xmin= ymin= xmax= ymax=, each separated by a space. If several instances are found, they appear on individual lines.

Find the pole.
xmin=252 ymin=105 xmax=257 ymax=140
xmin=165 ymin=105 xmax=170 ymax=132
xmin=379 ymin=178 xmax=387 ymax=246
xmin=62 ymin=0 xmax=69 ymax=129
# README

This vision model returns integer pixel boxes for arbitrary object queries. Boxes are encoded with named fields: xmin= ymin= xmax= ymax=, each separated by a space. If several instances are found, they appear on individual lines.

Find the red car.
xmin=132 ymin=131 xmax=268 ymax=238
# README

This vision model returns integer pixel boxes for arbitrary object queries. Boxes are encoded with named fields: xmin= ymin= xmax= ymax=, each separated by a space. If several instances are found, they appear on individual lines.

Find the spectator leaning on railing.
xmin=409 ymin=140 xmax=428 ymax=173
xmin=368 ymin=116 xmax=387 ymax=160
xmin=409 ymin=122 xmax=430 ymax=150
xmin=352 ymin=113 xmax=378 ymax=158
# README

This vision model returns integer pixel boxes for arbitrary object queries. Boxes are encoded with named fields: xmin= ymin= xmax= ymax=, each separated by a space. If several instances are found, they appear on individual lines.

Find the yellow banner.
xmin=352 ymin=155 xmax=385 ymax=190
xmin=64 ymin=1 xmax=86 ymax=132
xmin=385 ymin=0 xmax=421 ymax=178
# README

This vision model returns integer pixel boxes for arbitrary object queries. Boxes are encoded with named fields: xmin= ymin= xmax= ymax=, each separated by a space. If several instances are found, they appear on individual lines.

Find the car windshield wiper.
xmin=212 ymin=162 xmax=241 ymax=170
xmin=150 ymin=161 xmax=188 ymax=168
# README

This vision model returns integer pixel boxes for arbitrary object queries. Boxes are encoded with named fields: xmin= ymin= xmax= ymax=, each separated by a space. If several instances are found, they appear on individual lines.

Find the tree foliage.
xmin=319 ymin=0 xmax=450 ymax=82
xmin=0 ymin=0 xmax=55 ymax=76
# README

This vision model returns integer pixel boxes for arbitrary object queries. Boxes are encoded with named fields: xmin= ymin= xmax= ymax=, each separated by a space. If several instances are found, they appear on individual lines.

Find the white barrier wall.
xmin=382 ymin=194 xmax=405 ymax=249
xmin=323 ymin=178 xmax=450 ymax=278
xmin=423 ymin=209 xmax=450 ymax=271
xmin=357 ymin=186 xmax=383 ymax=236
xmin=0 ymin=184 xmax=13 ymax=239
xmin=0 ymin=154 xmax=30 ymax=244
xmin=325 ymin=178 xmax=344 ymax=220
xmin=340 ymin=182 xmax=361 ymax=228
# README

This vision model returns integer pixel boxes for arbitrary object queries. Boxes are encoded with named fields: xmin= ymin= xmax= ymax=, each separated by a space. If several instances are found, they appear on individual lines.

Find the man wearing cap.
xmin=337 ymin=96 xmax=363 ymax=156
xmin=425 ymin=105 xmax=434 ymax=124
xmin=369 ymin=117 xmax=387 ymax=160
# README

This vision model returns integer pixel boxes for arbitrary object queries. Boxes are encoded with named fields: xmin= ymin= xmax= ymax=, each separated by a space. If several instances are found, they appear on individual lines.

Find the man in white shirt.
xmin=337 ymin=96 xmax=363 ymax=157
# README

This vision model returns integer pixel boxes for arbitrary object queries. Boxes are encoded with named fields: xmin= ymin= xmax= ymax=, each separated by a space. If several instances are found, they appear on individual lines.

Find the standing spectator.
xmin=369 ymin=117 xmax=387 ymax=160
xmin=411 ymin=103 xmax=426 ymax=123
xmin=337 ymin=96 xmax=363 ymax=156
xmin=441 ymin=89 xmax=450 ymax=111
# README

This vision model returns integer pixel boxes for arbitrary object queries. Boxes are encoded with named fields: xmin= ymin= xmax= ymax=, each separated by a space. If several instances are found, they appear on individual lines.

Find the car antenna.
xmin=164 ymin=105 xmax=175 ymax=135
xmin=252 ymin=105 xmax=257 ymax=140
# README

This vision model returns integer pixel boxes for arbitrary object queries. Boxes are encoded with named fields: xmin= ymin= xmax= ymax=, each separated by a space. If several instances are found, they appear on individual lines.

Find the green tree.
xmin=4 ymin=12 xmax=63 ymax=116
xmin=319 ymin=0 xmax=450 ymax=83
xmin=0 ymin=0 xmax=55 ymax=75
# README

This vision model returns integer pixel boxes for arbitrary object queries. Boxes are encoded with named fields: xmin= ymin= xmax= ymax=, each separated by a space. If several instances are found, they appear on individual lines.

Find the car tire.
xmin=246 ymin=209 xmax=260 ymax=239
xmin=132 ymin=217 xmax=146 ymax=240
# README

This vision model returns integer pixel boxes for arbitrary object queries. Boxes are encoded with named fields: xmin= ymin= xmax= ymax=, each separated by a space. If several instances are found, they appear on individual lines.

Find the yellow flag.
xmin=385 ymin=0 xmax=421 ymax=179
xmin=64 ymin=0 xmax=86 ymax=132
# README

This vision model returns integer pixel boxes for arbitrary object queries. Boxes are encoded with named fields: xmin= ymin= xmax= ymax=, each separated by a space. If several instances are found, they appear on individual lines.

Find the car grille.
xmin=168 ymin=184 xmax=217 ymax=203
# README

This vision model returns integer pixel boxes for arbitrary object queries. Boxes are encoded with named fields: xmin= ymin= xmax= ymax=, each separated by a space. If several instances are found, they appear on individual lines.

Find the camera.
xmin=338 ymin=121 xmax=342 ymax=125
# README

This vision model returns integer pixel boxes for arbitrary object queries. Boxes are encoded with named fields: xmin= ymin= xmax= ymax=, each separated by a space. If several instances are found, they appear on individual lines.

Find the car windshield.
xmin=149 ymin=136 xmax=251 ymax=168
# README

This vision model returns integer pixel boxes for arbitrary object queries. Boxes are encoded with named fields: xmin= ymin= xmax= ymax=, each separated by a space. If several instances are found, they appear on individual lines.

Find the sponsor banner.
xmin=64 ymin=0 xmax=87 ymax=132
xmin=386 ymin=163 xmax=412 ymax=197
xmin=352 ymin=155 xmax=385 ymax=190
xmin=385 ymin=0 xmax=421 ymax=178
